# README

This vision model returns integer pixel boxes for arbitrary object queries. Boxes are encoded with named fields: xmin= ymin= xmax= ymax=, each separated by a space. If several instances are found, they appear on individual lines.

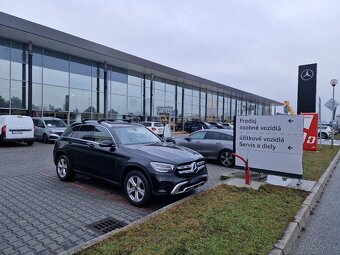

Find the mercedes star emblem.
xmin=301 ymin=69 xmax=314 ymax=81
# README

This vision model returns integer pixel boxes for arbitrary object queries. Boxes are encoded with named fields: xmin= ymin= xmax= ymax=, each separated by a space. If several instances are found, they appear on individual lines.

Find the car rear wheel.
xmin=321 ymin=133 xmax=328 ymax=139
xmin=124 ymin=171 xmax=151 ymax=207
xmin=219 ymin=150 xmax=234 ymax=167
xmin=26 ymin=141 xmax=34 ymax=146
xmin=56 ymin=155 xmax=74 ymax=181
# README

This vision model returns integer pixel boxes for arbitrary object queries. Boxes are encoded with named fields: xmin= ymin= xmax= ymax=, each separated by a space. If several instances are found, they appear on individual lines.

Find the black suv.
xmin=184 ymin=121 xmax=216 ymax=133
xmin=53 ymin=120 xmax=208 ymax=206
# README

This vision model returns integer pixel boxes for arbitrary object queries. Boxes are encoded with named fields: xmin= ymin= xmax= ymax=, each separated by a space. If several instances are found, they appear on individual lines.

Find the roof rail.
xmin=98 ymin=119 xmax=132 ymax=123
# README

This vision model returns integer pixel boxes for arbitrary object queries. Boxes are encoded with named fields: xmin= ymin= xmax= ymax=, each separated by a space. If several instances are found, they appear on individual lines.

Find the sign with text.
xmin=302 ymin=113 xmax=318 ymax=151
xmin=234 ymin=115 xmax=304 ymax=178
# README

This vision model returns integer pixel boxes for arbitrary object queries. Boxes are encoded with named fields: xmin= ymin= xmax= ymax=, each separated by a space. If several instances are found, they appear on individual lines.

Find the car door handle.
xmin=87 ymin=143 xmax=95 ymax=148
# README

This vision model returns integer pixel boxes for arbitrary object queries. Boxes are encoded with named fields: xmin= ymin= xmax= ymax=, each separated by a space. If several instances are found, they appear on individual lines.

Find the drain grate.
xmin=86 ymin=217 xmax=127 ymax=235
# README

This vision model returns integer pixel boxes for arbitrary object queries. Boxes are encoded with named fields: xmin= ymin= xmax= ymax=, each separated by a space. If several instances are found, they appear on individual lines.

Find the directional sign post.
xmin=234 ymin=115 xmax=304 ymax=178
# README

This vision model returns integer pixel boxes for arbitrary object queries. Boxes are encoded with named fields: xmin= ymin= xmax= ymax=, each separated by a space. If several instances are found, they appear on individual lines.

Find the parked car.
xmin=0 ymin=115 xmax=35 ymax=145
xmin=176 ymin=129 xmax=234 ymax=167
xmin=318 ymin=125 xmax=332 ymax=139
xmin=208 ymin=122 xmax=225 ymax=129
xmin=32 ymin=117 xmax=67 ymax=143
xmin=141 ymin=122 xmax=164 ymax=136
xmin=184 ymin=121 xmax=217 ymax=133
xmin=321 ymin=123 xmax=339 ymax=135
xmin=221 ymin=122 xmax=234 ymax=130
xmin=53 ymin=120 xmax=207 ymax=206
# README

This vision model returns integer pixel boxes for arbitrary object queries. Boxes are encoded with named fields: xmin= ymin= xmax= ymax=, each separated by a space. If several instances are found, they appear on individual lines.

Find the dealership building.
xmin=0 ymin=12 xmax=281 ymax=128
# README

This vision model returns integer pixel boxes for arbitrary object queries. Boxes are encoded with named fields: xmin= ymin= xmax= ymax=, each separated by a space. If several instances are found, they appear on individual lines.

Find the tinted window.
xmin=204 ymin=132 xmax=221 ymax=140
xmin=44 ymin=119 xmax=66 ymax=128
xmin=64 ymin=125 xmax=81 ymax=137
xmin=154 ymin=123 xmax=163 ymax=127
xmin=33 ymin=119 xmax=39 ymax=126
xmin=113 ymin=126 xmax=161 ymax=145
xmin=220 ymin=133 xmax=233 ymax=141
xmin=78 ymin=125 xmax=94 ymax=140
xmin=190 ymin=131 xmax=206 ymax=139
xmin=93 ymin=126 xmax=112 ymax=142
xmin=142 ymin=123 xmax=151 ymax=127
xmin=37 ymin=120 xmax=44 ymax=128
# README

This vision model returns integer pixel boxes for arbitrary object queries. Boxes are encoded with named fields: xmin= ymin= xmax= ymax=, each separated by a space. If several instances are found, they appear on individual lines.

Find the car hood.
xmin=123 ymin=142 xmax=203 ymax=164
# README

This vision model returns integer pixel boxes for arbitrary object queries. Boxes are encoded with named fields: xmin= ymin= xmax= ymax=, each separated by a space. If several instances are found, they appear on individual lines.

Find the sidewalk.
xmin=292 ymin=162 xmax=340 ymax=254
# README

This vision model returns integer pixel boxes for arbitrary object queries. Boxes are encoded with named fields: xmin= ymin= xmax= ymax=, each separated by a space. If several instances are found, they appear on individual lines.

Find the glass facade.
xmin=0 ymin=36 xmax=276 ymax=129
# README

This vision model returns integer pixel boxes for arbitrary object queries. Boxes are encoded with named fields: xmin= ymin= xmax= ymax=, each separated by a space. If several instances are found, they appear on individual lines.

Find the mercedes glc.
xmin=53 ymin=120 xmax=208 ymax=206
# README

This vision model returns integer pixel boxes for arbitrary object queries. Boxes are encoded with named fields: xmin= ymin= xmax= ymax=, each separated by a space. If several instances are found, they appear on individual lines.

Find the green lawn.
xmin=79 ymin=146 xmax=338 ymax=255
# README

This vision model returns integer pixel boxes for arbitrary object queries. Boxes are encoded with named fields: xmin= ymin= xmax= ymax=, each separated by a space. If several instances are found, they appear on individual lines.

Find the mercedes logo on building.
xmin=301 ymin=69 xmax=314 ymax=81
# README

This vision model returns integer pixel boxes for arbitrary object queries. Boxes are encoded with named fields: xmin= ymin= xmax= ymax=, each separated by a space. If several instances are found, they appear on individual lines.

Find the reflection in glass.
xmin=0 ymin=78 xmax=10 ymax=107
xmin=11 ymin=81 xmax=27 ymax=109
xmin=43 ymin=85 xmax=68 ymax=111
xmin=0 ymin=38 xmax=10 ymax=60
xmin=128 ymin=84 xmax=142 ymax=97
xmin=154 ymin=89 xmax=165 ymax=101
xmin=70 ymin=73 xmax=91 ymax=90
xmin=32 ymin=83 xmax=42 ymax=110
xmin=43 ymin=68 xmax=69 ymax=86
xmin=111 ymin=81 xmax=127 ymax=95
xmin=33 ymin=66 xmax=42 ymax=83
xmin=69 ymin=89 xmax=91 ymax=112
xmin=110 ymin=94 xmax=126 ymax=115
xmin=0 ymin=59 xmax=10 ymax=79
xmin=43 ymin=49 xmax=69 ymax=72
xmin=11 ymin=61 xmax=26 ymax=81
xmin=128 ymin=74 xmax=142 ymax=86
xmin=128 ymin=97 xmax=142 ymax=115
xmin=10 ymin=41 xmax=25 ymax=63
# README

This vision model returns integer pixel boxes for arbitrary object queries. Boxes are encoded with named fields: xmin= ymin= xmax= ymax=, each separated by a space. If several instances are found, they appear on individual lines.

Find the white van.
xmin=0 ymin=115 xmax=35 ymax=145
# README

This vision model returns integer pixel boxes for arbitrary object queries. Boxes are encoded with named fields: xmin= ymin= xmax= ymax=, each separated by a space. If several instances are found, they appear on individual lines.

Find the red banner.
xmin=302 ymin=113 xmax=318 ymax=151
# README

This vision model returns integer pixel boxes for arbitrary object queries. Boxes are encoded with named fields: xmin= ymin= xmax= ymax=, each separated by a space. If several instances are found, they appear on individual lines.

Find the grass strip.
xmin=303 ymin=145 xmax=339 ymax=181
xmin=79 ymin=146 xmax=338 ymax=255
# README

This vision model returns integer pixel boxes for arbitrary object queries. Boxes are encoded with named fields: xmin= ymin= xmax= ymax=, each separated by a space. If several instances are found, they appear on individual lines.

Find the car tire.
xmin=26 ymin=141 xmax=34 ymax=146
xmin=124 ymin=171 xmax=151 ymax=207
xmin=320 ymin=132 xmax=327 ymax=139
xmin=219 ymin=150 xmax=234 ymax=167
xmin=56 ymin=155 xmax=74 ymax=181
xmin=43 ymin=133 xmax=48 ymax=143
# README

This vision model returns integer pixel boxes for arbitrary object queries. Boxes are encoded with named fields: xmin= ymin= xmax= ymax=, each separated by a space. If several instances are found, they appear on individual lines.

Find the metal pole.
xmin=319 ymin=97 xmax=322 ymax=148
xmin=331 ymin=85 xmax=335 ymax=148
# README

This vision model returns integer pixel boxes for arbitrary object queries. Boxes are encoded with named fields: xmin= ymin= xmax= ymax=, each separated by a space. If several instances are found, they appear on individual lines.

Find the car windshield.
xmin=114 ymin=126 xmax=162 ymax=145
xmin=44 ymin=119 xmax=66 ymax=128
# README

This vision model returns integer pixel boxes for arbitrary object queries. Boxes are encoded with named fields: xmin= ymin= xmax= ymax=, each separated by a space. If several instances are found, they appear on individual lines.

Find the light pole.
xmin=330 ymin=79 xmax=338 ymax=148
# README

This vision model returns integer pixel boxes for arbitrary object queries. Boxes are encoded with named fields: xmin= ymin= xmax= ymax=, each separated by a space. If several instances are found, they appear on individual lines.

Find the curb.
xmin=59 ymin=182 xmax=224 ymax=255
xmin=269 ymin=150 xmax=340 ymax=255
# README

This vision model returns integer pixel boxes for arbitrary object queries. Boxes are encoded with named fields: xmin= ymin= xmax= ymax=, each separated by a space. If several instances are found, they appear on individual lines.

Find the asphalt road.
xmin=293 ymin=163 xmax=340 ymax=254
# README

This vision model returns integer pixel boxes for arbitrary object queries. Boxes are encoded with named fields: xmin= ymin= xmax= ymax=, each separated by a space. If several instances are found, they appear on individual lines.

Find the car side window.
xmin=77 ymin=125 xmax=94 ymax=141
xmin=189 ymin=131 xmax=206 ymax=139
xmin=93 ymin=126 xmax=112 ymax=142
xmin=33 ymin=119 xmax=39 ymax=126
xmin=38 ymin=120 xmax=44 ymax=128
xmin=220 ymin=133 xmax=233 ymax=141
xmin=204 ymin=131 xmax=221 ymax=140
xmin=64 ymin=125 xmax=81 ymax=137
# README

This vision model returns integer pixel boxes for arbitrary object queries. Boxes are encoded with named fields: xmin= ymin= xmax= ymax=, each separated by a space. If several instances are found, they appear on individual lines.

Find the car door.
xmin=200 ymin=131 xmax=223 ymax=159
xmin=90 ymin=125 xmax=119 ymax=181
xmin=181 ymin=131 xmax=206 ymax=153
xmin=69 ymin=124 xmax=96 ymax=174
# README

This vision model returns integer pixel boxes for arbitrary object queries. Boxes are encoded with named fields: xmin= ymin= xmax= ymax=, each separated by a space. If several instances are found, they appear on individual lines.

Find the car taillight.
xmin=1 ymin=125 xmax=6 ymax=135
xmin=152 ymin=127 xmax=157 ymax=131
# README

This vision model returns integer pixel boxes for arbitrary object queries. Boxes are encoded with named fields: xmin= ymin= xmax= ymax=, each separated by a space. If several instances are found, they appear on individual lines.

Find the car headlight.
xmin=150 ymin=162 xmax=174 ymax=173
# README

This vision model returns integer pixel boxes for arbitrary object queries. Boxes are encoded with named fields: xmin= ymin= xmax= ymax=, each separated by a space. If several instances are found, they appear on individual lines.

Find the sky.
xmin=1 ymin=0 xmax=340 ymax=121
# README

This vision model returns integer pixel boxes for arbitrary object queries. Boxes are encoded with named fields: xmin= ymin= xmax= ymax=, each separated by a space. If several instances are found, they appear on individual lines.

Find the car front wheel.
xmin=56 ymin=155 xmax=74 ymax=181
xmin=219 ymin=150 xmax=234 ymax=167
xmin=124 ymin=171 xmax=151 ymax=207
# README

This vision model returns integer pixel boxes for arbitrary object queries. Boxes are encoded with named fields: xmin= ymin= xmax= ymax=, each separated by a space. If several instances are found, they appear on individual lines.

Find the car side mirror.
xmin=184 ymin=137 xmax=191 ymax=141
xmin=165 ymin=137 xmax=175 ymax=143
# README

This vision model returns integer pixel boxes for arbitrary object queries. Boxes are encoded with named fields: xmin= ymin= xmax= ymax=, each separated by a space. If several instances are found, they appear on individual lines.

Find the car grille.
xmin=176 ymin=160 xmax=206 ymax=176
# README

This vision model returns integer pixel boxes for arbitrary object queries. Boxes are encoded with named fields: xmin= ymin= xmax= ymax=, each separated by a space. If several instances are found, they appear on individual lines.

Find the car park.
xmin=209 ymin=122 xmax=225 ymax=129
xmin=0 ymin=115 xmax=35 ymax=145
xmin=176 ymin=129 xmax=234 ymax=167
xmin=318 ymin=125 xmax=332 ymax=139
xmin=141 ymin=121 xmax=164 ymax=136
xmin=53 ymin=120 xmax=207 ymax=206
xmin=33 ymin=117 xmax=67 ymax=143
xmin=183 ymin=121 xmax=217 ymax=133
xmin=221 ymin=122 xmax=234 ymax=130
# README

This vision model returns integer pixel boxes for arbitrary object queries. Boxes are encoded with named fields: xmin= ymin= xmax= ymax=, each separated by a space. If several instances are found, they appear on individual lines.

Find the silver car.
xmin=176 ymin=129 xmax=234 ymax=167
xmin=32 ymin=117 xmax=67 ymax=143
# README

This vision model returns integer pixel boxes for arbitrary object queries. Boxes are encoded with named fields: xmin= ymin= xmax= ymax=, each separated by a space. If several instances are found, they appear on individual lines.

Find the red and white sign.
xmin=302 ymin=113 xmax=318 ymax=151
